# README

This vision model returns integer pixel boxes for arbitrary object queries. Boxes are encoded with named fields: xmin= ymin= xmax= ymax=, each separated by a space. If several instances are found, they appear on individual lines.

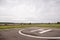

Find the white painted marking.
xmin=30 ymin=29 xmax=44 ymax=32
xmin=19 ymin=29 xmax=60 ymax=39
xmin=39 ymin=29 xmax=52 ymax=34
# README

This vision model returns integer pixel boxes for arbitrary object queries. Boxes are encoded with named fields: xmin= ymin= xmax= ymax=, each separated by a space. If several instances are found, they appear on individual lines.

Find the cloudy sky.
xmin=0 ymin=0 xmax=60 ymax=23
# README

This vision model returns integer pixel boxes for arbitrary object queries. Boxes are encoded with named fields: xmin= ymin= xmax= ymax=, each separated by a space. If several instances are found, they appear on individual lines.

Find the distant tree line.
xmin=57 ymin=22 xmax=60 ymax=24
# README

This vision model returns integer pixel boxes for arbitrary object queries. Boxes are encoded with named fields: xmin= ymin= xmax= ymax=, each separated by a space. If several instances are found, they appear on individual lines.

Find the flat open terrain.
xmin=0 ymin=23 xmax=60 ymax=29
xmin=0 ymin=23 xmax=60 ymax=40
xmin=0 ymin=27 xmax=60 ymax=40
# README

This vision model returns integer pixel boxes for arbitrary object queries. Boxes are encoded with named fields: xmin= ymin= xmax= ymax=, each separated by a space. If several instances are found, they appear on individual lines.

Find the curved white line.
xmin=18 ymin=29 xmax=60 ymax=39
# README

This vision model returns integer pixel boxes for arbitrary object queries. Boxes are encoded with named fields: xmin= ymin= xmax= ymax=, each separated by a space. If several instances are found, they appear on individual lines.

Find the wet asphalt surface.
xmin=0 ymin=27 xmax=60 ymax=40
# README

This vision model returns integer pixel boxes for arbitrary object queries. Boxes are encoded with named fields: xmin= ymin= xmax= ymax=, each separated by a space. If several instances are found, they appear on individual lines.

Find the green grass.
xmin=0 ymin=23 xmax=60 ymax=29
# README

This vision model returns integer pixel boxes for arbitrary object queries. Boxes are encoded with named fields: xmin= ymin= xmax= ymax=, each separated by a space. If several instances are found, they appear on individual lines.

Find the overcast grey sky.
xmin=0 ymin=0 xmax=60 ymax=23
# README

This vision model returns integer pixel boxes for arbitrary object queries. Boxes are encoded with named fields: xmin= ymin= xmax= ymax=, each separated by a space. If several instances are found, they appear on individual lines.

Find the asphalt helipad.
xmin=19 ymin=27 xmax=60 ymax=39
xmin=0 ymin=27 xmax=60 ymax=40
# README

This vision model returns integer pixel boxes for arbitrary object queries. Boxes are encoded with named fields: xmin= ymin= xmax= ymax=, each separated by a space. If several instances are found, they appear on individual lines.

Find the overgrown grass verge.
xmin=0 ymin=24 xmax=60 ymax=29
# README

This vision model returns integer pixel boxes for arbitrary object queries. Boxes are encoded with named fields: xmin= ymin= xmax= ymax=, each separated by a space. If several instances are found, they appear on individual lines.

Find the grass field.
xmin=0 ymin=23 xmax=60 ymax=29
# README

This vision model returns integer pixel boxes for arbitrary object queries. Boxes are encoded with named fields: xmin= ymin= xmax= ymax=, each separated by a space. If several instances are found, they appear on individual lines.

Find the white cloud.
xmin=0 ymin=0 xmax=60 ymax=23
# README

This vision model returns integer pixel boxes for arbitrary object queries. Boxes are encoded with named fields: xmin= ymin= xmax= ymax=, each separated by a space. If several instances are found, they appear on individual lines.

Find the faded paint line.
xmin=30 ymin=29 xmax=44 ymax=32
xmin=39 ymin=29 xmax=52 ymax=34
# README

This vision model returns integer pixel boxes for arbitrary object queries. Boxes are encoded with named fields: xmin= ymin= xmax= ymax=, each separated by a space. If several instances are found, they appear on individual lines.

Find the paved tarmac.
xmin=0 ymin=27 xmax=60 ymax=40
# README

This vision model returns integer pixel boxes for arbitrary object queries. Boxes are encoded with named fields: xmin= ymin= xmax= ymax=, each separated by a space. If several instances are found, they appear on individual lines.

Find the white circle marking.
xmin=19 ymin=29 xmax=60 ymax=39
